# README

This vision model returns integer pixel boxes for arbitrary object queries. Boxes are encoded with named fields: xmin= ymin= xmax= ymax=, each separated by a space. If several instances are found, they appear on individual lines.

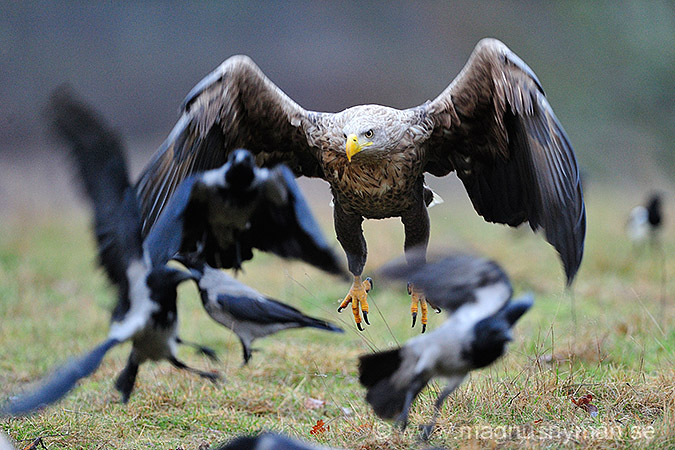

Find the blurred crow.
xmin=647 ymin=194 xmax=663 ymax=231
xmin=214 ymin=432 xmax=448 ymax=450
xmin=358 ymin=250 xmax=532 ymax=438
xmin=143 ymin=148 xmax=346 ymax=277
xmin=181 ymin=260 xmax=342 ymax=364
xmin=141 ymin=147 xmax=348 ymax=363
xmin=626 ymin=193 xmax=664 ymax=247
xmin=214 ymin=432 xmax=339 ymax=450
xmin=1 ymin=88 xmax=219 ymax=416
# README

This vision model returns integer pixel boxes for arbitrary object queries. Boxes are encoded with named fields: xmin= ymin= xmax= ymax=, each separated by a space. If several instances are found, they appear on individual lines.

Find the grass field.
xmin=1 ymin=180 xmax=673 ymax=449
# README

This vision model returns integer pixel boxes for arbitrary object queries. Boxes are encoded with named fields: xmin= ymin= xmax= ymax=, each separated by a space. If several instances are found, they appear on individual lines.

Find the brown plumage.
xmin=136 ymin=38 xmax=586 ymax=331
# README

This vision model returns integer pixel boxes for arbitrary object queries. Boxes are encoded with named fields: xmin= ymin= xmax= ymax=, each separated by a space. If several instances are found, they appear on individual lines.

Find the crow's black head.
xmin=225 ymin=149 xmax=256 ymax=190
xmin=464 ymin=318 xmax=512 ymax=369
xmin=463 ymin=294 xmax=533 ymax=369
xmin=646 ymin=193 xmax=662 ymax=227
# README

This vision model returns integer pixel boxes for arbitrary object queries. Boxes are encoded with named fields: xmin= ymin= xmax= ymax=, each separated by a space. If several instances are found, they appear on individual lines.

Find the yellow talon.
xmin=420 ymin=297 xmax=428 ymax=333
xmin=411 ymin=291 xmax=419 ymax=327
xmin=338 ymin=276 xmax=373 ymax=330
xmin=409 ymin=284 xmax=428 ymax=333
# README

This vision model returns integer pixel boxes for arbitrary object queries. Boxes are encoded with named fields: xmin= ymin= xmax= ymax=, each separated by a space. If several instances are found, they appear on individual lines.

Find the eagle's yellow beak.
xmin=345 ymin=134 xmax=373 ymax=162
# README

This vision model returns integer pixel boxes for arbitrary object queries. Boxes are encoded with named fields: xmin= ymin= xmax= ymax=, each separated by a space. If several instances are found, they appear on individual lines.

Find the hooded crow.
xmin=142 ymin=148 xmax=346 ymax=277
xmin=180 ymin=260 xmax=342 ymax=364
xmin=140 ymin=147 xmax=348 ymax=362
xmin=214 ymin=432 xmax=340 ymax=450
xmin=214 ymin=432 xmax=448 ymax=450
xmin=358 ymin=250 xmax=532 ymax=437
xmin=646 ymin=194 xmax=663 ymax=231
xmin=626 ymin=193 xmax=664 ymax=247
xmin=1 ymin=88 xmax=219 ymax=416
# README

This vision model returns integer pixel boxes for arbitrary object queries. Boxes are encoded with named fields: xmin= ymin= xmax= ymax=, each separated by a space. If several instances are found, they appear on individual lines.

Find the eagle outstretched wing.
xmin=135 ymin=55 xmax=325 ymax=235
xmin=419 ymin=38 xmax=586 ymax=283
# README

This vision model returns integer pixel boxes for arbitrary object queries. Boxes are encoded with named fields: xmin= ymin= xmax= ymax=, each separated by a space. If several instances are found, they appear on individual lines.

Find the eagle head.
xmin=345 ymin=131 xmax=374 ymax=162
xmin=341 ymin=106 xmax=418 ymax=162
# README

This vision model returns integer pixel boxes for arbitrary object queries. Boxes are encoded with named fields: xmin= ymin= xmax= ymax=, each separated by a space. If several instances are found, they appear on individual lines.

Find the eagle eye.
xmin=364 ymin=129 xmax=374 ymax=139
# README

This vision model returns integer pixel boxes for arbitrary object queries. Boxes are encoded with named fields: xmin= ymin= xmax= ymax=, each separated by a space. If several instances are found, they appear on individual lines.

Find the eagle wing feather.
xmin=419 ymin=38 xmax=585 ymax=283
xmin=136 ymin=55 xmax=325 ymax=235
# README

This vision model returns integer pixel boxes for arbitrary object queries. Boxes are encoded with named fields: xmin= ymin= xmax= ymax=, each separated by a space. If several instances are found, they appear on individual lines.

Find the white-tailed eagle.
xmin=136 ymin=38 xmax=586 ymax=332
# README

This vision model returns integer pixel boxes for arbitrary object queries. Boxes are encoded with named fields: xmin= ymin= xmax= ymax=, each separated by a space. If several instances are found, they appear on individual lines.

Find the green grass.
xmin=1 ymin=185 xmax=673 ymax=449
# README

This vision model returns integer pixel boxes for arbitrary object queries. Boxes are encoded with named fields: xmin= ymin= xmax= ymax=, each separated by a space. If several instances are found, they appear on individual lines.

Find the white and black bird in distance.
xmin=626 ymin=193 xmax=664 ymax=249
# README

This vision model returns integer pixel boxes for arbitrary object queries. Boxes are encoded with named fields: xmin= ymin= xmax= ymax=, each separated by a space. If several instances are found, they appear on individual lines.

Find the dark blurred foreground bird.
xmin=180 ymin=259 xmax=343 ymax=364
xmin=144 ymin=148 xmax=345 ymax=276
xmin=358 ymin=251 xmax=532 ymax=438
xmin=1 ymin=89 xmax=219 ymax=416
xmin=135 ymin=38 xmax=585 ymax=334
xmin=214 ymin=432 xmax=337 ymax=450
xmin=626 ymin=193 xmax=664 ymax=248
xmin=214 ymin=432 xmax=448 ymax=450
xmin=142 ymin=146 xmax=347 ymax=364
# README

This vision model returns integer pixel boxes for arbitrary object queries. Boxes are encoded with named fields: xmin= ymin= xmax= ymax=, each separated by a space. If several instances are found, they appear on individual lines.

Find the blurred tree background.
xmin=1 ymin=1 xmax=673 ymax=211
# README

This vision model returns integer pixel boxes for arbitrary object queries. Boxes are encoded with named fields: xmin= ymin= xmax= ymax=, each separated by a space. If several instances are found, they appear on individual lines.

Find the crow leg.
xmin=115 ymin=351 xmax=140 ymax=404
xmin=169 ymin=356 xmax=220 ymax=382
xmin=395 ymin=388 xmax=417 ymax=432
xmin=176 ymin=337 xmax=218 ymax=361
xmin=239 ymin=337 xmax=254 ymax=365
xmin=419 ymin=375 xmax=466 ymax=440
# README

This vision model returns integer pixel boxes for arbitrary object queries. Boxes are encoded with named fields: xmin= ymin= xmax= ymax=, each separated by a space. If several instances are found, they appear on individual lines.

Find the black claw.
xmin=422 ymin=324 xmax=427 ymax=333
xmin=397 ymin=418 xmax=409 ymax=432
xmin=363 ymin=311 xmax=370 ymax=325
xmin=199 ymin=346 xmax=219 ymax=361
xmin=357 ymin=322 xmax=364 ymax=331
xmin=202 ymin=372 xmax=221 ymax=383
xmin=428 ymin=301 xmax=441 ymax=314
xmin=412 ymin=313 xmax=417 ymax=328
xmin=337 ymin=306 xmax=344 ymax=313
xmin=365 ymin=277 xmax=373 ymax=292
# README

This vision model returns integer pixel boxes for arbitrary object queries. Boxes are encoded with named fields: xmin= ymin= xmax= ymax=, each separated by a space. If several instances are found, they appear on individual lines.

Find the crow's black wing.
xmin=47 ymin=87 xmax=143 ymax=318
xmin=243 ymin=165 xmax=345 ymax=276
xmin=2 ymin=338 xmax=120 ymax=416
